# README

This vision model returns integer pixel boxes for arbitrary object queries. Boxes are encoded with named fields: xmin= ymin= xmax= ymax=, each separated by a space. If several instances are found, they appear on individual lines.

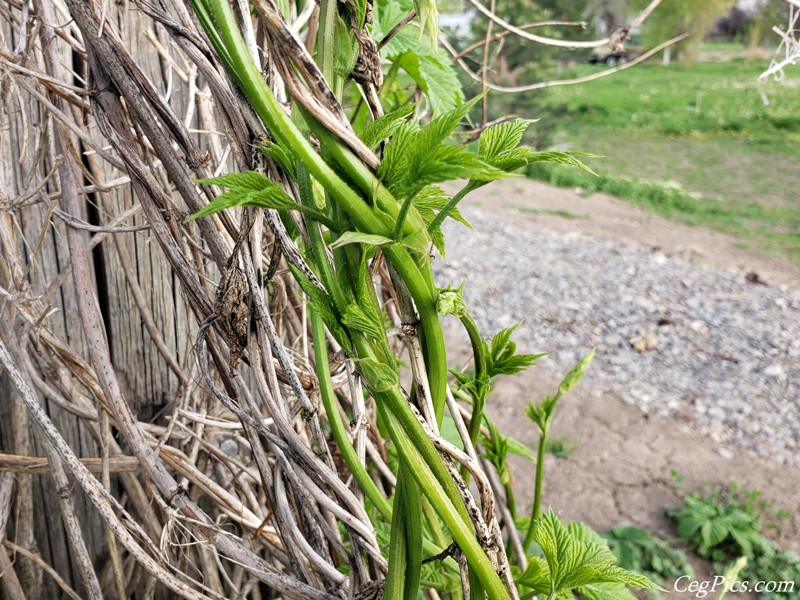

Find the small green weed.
xmin=669 ymin=482 xmax=800 ymax=599
xmin=745 ymin=544 xmax=800 ymax=600
xmin=602 ymin=525 xmax=693 ymax=595
xmin=545 ymin=435 xmax=577 ymax=458
xmin=669 ymin=483 xmax=766 ymax=562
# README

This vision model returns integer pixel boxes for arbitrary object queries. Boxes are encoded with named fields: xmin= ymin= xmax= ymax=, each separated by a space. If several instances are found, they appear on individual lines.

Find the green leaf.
xmin=398 ymin=228 xmax=430 ymax=256
xmin=416 ymin=54 xmax=463 ymax=114
xmin=558 ymin=348 xmax=596 ymax=395
xmin=429 ymin=224 xmax=446 ymax=258
xmin=256 ymin=141 xmax=297 ymax=178
xmin=516 ymin=557 xmax=551 ymax=594
xmin=568 ymin=521 xmax=610 ymax=548
xmin=479 ymin=119 xmax=534 ymax=162
xmin=415 ymin=145 xmax=506 ymax=190
xmin=531 ymin=510 xmax=660 ymax=595
xmin=356 ymin=358 xmax=399 ymax=393
xmin=485 ymin=147 xmax=538 ymax=175
xmin=676 ymin=505 xmax=712 ymax=540
xmin=196 ymin=171 xmax=270 ymax=191
xmin=484 ymin=322 xmax=545 ymax=378
xmin=188 ymin=171 xmax=299 ymax=221
xmin=729 ymin=529 xmax=754 ymax=557
xmin=477 ymin=119 xmax=546 ymax=176
xmin=579 ymin=582 xmax=638 ymax=600
xmin=358 ymin=105 xmax=414 ymax=149
xmin=379 ymin=97 xmax=485 ymax=198
xmin=342 ymin=304 xmax=385 ymax=340
xmin=474 ymin=121 xmax=600 ymax=180
xmin=330 ymin=231 xmax=396 ymax=249
xmin=505 ymin=435 xmax=536 ymax=462
xmin=377 ymin=119 xmax=418 ymax=197
xmin=411 ymin=185 xmax=471 ymax=229
xmin=700 ymin=518 xmax=729 ymax=550
xmin=529 ymin=151 xmax=598 ymax=176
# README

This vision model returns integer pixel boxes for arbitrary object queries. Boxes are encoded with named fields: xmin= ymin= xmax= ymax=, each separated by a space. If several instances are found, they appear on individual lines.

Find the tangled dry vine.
xmin=1 ymin=0 xmax=669 ymax=598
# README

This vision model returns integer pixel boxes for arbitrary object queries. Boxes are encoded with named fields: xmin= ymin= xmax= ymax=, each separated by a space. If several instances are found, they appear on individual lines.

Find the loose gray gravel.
xmin=434 ymin=207 xmax=800 ymax=467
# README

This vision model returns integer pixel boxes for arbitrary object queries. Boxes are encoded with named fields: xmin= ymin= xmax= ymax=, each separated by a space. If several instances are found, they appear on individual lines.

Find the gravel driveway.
xmin=435 ymin=205 xmax=800 ymax=467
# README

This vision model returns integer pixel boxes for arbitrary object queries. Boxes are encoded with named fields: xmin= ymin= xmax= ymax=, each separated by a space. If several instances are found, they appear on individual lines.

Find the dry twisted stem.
xmin=0 ymin=0 xmax=534 ymax=595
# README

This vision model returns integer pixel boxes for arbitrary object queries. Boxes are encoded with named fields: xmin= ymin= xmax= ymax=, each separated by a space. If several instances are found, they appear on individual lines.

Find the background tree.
xmin=634 ymin=0 xmax=733 ymax=63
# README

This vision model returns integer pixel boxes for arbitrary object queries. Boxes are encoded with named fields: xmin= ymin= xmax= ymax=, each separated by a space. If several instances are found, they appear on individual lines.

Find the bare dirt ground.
xmin=443 ymin=178 xmax=800 ymax=595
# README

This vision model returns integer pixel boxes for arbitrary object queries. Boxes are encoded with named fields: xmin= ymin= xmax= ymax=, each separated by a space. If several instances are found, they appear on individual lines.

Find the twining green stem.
xmin=310 ymin=126 xmax=450 ymax=426
xmin=522 ymin=430 xmax=549 ymax=552
xmin=428 ymin=180 xmax=480 ymax=234
xmin=316 ymin=0 xmax=337 ymax=84
xmin=402 ymin=473 xmax=423 ymax=600
xmin=312 ymin=309 xmax=465 ymax=579
xmin=297 ymin=166 xmax=350 ymax=314
xmin=460 ymin=312 xmax=488 ymax=450
xmin=204 ymin=0 xmax=388 ymax=236
xmin=378 ymin=402 xmax=511 ymax=600
xmin=391 ymin=193 xmax=416 ymax=241
xmin=344 ymin=329 xmax=506 ymax=598
xmin=385 ymin=471 xmax=409 ymax=600
xmin=470 ymin=566 xmax=486 ymax=600
xmin=532 ymin=433 xmax=547 ymax=521
xmin=505 ymin=475 xmax=517 ymax=520
xmin=187 ymin=0 xmax=233 ymax=70
xmin=309 ymin=123 xmax=424 ymax=239
xmin=313 ymin=309 xmax=466 ymax=587
xmin=420 ymin=498 xmax=448 ymax=554
xmin=296 ymin=206 xmax=340 ymax=232
xmin=310 ymin=311 xmax=391 ymax=519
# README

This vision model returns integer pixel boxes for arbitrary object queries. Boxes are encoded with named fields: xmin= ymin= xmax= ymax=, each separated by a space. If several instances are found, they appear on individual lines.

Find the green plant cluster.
xmin=602 ymin=525 xmax=693 ymax=596
xmin=183 ymin=0 xmax=658 ymax=598
xmin=669 ymin=483 xmax=800 ymax=599
xmin=545 ymin=435 xmax=577 ymax=459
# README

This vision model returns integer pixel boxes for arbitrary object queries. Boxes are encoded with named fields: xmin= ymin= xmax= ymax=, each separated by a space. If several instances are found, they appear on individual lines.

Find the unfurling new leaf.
xmin=330 ymin=231 xmax=395 ymax=249
xmin=483 ymin=322 xmax=545 ymax=379
xmin=412 ymin=0 xmax=439 ymax=49
xmin=342 ymin=304 xmax=385 ymax=340
xmin=436 ymin=285 xmax=467 ymax=318
xmin=379 ymin=97 xmax=506 ymax=201
xmin=358 ymin=106 xmax=414 ymax=149
xmin=256 ymin=141 xmax=297 ymax=178
xmin=559 ymin=348 xmax=596 ymax=394
xmin=188 ymin=171 xmax=299 ymax=221
xmin=356 ymin=358 xmax=399 ymax=393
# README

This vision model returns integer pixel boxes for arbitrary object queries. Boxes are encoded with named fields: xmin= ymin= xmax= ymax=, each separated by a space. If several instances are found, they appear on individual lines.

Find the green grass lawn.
xmin=528 ymin=56 xmax=800 ymax=262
